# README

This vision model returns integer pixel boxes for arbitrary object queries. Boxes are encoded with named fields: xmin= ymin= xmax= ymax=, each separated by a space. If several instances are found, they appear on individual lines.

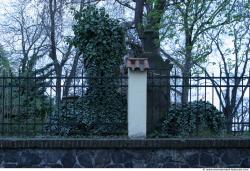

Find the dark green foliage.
xmin=0 ymin=45 xmax=11 ymax=72
xmin=72 ymin=5 xmax=125 ymax=75
xmin=12 ymin=72 xmax=52 ymax=122
xmin=0 ymin=46 xmax=52 ymax=135
xmin=57 ymin=6 xmax=127 ymax=136
xmin=160 ymin=101 xmax=226 ymax=137
xmin=0 ymin=70 xmax=52 ymax=135
xmin=57 ymin=93 xmax=127 ymax=136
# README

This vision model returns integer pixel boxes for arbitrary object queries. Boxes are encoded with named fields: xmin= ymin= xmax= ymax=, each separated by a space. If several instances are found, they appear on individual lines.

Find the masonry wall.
xmin=0 ymin=139 xmax=250 ymax=168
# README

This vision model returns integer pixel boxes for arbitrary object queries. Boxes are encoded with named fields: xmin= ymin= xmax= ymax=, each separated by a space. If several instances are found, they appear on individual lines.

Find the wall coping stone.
xmin=0 ymin=138 xmax=249 ymax=149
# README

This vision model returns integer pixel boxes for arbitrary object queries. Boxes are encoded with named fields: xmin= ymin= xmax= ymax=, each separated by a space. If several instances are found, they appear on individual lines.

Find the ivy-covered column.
xmin=71 ymin=6 xmax=127 ymax=135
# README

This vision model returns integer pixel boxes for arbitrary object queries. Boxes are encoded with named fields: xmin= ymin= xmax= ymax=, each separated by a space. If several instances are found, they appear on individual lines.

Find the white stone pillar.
xmin=127 ymin=58 xmax=148 ymax=138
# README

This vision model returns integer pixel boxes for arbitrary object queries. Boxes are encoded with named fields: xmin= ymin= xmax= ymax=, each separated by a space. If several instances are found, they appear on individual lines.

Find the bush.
xmin=160 ymin=100 xmax=226 ymax=137
xmin=56 ymin=94 xmax=127 ymax=136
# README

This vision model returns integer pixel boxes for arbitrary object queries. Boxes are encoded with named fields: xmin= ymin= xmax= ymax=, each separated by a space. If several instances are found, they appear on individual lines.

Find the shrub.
xmin=160 ymin=100 xmax=226 ymax=137
xmin=58 ymin=6 xmax=127 ymax=136
xmin=56 ymin=94 xmax=127 ymax=136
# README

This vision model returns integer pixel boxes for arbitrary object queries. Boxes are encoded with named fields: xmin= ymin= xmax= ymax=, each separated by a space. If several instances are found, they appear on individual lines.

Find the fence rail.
xmin=0 ymin=69 xmax=249 ymax=137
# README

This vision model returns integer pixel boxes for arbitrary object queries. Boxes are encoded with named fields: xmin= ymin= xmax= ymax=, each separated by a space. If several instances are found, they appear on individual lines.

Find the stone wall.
xmin=0 ymin=139 xmax=250 ymax=168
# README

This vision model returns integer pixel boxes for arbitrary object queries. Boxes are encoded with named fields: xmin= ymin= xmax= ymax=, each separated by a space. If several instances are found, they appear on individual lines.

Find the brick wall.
xmin=0 ymin=139 xmax=249 ymax=168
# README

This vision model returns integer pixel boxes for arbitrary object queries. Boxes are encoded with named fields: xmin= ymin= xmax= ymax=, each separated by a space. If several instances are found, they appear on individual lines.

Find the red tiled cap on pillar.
xmin=126 ymin=58 xmax=149 ymax=71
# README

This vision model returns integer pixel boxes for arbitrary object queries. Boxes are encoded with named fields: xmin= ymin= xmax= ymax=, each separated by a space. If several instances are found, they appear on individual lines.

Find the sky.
xmin=0 ymin=0 xmax=13 ymax=18
xmin=0 ymin=0 xmax=15 ymax=45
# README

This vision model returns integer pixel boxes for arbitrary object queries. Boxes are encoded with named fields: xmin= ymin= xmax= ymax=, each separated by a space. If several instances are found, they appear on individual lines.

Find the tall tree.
xmin=197 ymin=10 xmax=250 ymax=132
xmin=43 ymin=0 xmax=81 ymax=111
xmin=115 ymin=0 xmax=181 ymax=68
xmin=118 ymin=0 xmax=180 ymax=130
xmin=0 ymin=0 xmax=51 ymax=74
xmin=161 ymin=0 xmax=237 ymax=103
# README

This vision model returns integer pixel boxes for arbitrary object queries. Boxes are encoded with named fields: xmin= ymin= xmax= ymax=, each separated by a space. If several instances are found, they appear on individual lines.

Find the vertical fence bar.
xmin=249 ymin=70 xmax=250 ymax=132
xmin=160 ymin=69 xmax=162 ymax=121
xmin=189 ymin=72 xmax=192 ymax=103
xmin=33 ymin=71 xmax=36 ymax=135
xmin=204 ymin=71 xmax=207 ymax=134
xmin=65 ymin=73 xmax=68 ymax=131
xmin=170 ymin=68 xmax=175 ymax=131
xmin=205 ymin=72 xmax=207 ymax=103
xmin=42 ymin=71 xmax=46 ymax=135
xmin=197 ymin=73 xmax=199 ymax=102
xmin=189 ymin=72 xmax=193 ymax=135
xmin=57 ymin=74 xmax=60 ymax=134
xmin=81 ymin=69 xmax=84 ymax=135
xmin=181 ymin=72 xmax=184 ymax=135
xmin=49 ymin=71 xmax=53 ymax=136
xmin=196 ymin=73 xmax=199 ymax=136
xmin=10 ymin=72 xmax=13 ymax=135
xmin=25 ymin=71 xmax=28 ymax=134
xmin=74 ymin=73 xmax=76 ymax=119
xmin=119 ymin=68 xmax=126 ymax=132
xmin=174 ymin=68 xmax=177 ymax=111
xmin=241 ymin=76 xmax=244 ymax=132
xmin=2 ymin=70 xmax=5 ymax=135
xmin=152 ymin=70 xmax=154 ymax=128
xmin=212 ymin=73 xmax=214 ymax=105
xmin=219 ymin=69 xmax=222 ymax=116
xmin=18 ymin=70 xmax=21 ymax=135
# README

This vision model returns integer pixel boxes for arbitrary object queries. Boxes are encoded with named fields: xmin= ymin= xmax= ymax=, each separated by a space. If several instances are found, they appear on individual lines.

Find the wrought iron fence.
xmin=0 ymin=69 xmax=128 ymax=136
xmin=0 ymin=68 xmax=249 ymax=137
xmin=148 ymin=69 xmax=250 ymax=136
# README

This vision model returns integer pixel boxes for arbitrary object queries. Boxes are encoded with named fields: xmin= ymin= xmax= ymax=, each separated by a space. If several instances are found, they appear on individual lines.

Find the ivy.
xmin=58 ymin=6 xmax=127 ymax=136
xmin=72 ymin=6 xmax=125 ymax=74
xmin=159 ymin=101 xmax=226 ymax=137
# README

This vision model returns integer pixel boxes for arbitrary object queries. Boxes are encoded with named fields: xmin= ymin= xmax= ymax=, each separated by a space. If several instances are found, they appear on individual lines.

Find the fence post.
xmin=127 ymin=58 xmax=149 ymax=138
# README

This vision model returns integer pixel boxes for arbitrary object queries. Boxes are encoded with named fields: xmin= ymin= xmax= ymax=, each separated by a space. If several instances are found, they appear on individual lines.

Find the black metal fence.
xmin=0 ymin=68 xmax=249 ymax=137
xmin=0 ymin=70 xmax=128 ymax=136
xmin=148 ymin=69 xmax=250 ymax=136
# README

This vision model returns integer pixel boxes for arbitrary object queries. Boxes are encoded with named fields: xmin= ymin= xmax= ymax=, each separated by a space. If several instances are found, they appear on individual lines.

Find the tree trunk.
xmin=49 ymin=0 xmax=62 ymax=116
xmin=142 ymin=30 xmax=173 ymax=133
xmin=181 ymin=59 xmax=192 ymax=104
xmin=55 ymin=65 xmax=62 ymax=116
xmin=223 ymin=105 xmax=233 ymax=133
xmin=63 ymin=52 xmax=80 ymax=97
xmin=181 ymin=32 xmax=193 ymax=104
xmin=133 ymin=0 xmax=173 ymax=133
xmin=181 ymin=70 xmax=190 ymax=104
